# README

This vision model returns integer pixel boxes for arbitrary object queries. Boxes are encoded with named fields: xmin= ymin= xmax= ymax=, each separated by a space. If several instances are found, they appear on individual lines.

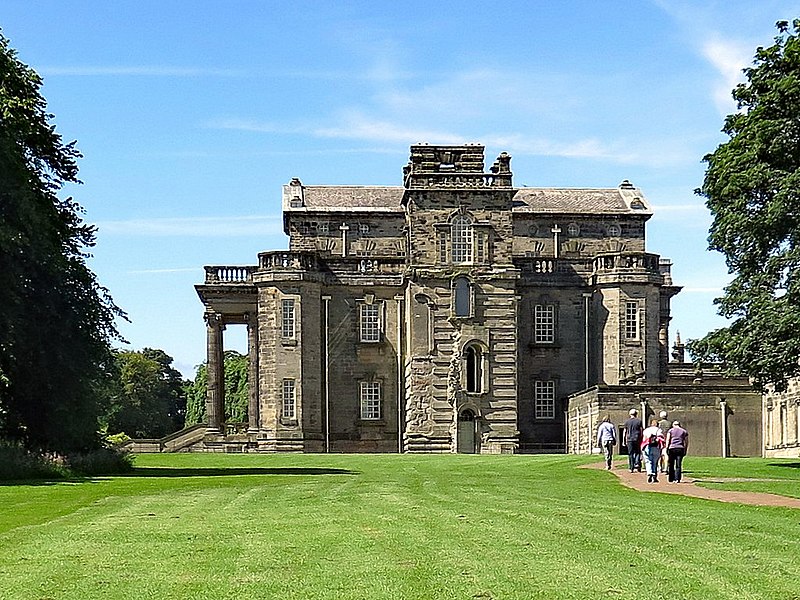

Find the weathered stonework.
xmin=763 ymin=378 xmax=800 ymax=458
xmin=195 ymin=143 xmax=681 ymax=453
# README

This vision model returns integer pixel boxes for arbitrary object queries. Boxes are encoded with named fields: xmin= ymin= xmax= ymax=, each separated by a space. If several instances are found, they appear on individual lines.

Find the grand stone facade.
xmin=195 ymin=144 xmax=681 ymax=453
xmin=763 ymin=379 xmax=800 ymax=457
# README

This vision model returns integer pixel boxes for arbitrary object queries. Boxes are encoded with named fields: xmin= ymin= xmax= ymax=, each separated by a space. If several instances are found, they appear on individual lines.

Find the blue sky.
xmin=3 ymin=1 xmax=799 ymax=377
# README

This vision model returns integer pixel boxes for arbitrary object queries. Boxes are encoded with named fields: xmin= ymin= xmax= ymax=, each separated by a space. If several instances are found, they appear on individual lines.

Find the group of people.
xmin=596 ymin=409 xmax=689 ymax=483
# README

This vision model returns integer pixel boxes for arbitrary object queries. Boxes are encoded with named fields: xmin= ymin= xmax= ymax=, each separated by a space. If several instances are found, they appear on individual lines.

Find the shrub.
xmin=0 ymin=442 xmax=68 ymax=480
xmin=66 ymin=447 xmax=134 ymax=476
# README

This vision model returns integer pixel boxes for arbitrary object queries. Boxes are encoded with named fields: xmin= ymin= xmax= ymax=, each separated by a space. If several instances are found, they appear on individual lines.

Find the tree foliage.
xmin=184 ymin=351 xmax=249 ymax=426
xmin=0 ymin=31 xmax=123 ymax=451
xmin=102 ymin=348 xmax=187 ymax=439
xmin=689 ymin=20 xmax=800 ymax=391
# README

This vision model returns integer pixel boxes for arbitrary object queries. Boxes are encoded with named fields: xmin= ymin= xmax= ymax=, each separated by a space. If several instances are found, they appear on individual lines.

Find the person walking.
xmin=657 ymin=411 xmax=671 ymax=474
xmin=665 ymin=420 xmax=689 ymax=483
xmin=596 ymin=415 xmax=617 ymax=470
xmin=640 ymin=419 xmax=665 ymax=483
xmin=622 ymin=409 xmax=643 ymax=473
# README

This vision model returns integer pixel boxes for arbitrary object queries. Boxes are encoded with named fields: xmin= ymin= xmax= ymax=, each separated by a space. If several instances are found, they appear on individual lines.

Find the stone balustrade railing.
xmin=593 ymin=252 xmax=661 ymax=274
xmin=204 ymin=265 xmax=256 ymax=284
xmin=406 ymin=173 xmax=513 ymax=189
xmin=258 ymin=251 xmax=319 ymax=271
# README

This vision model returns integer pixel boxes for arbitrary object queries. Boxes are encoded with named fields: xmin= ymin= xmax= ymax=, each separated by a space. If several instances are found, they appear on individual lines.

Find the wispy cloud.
xmin=39 ymin=65 xmax=248 ymax=77
xmin=701 ymin=35 xmax=752 ymax=114
xmin=95 ymin=215 xmax=282 ymax=237
xmin=127 ymin=267 xmax=202 ymax=275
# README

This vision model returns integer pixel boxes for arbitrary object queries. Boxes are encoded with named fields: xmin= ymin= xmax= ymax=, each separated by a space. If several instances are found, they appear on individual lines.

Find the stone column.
xmin=246 ymin=311 xmax=260 ymax=434
xmin=205 ymin=311 xmax=225 ymax=433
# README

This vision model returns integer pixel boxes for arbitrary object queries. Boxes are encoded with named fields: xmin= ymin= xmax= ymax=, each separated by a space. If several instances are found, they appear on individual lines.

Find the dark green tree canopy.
xmin=0 ymin=30 xmax=123 ymax=451
xmin=102 ymin=348 xmax=187 ymax=439
xmin=689 ymin=20 xmax=800 ymax=391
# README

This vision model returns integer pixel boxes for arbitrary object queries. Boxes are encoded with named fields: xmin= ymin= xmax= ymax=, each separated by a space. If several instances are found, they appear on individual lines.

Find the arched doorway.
xmin=457 ymin=409 xmax=478 ymax=454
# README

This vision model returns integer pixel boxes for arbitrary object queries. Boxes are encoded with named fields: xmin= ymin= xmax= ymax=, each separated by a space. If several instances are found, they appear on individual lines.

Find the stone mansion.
xmin=194 ymin=143 xmax=689 ymax=453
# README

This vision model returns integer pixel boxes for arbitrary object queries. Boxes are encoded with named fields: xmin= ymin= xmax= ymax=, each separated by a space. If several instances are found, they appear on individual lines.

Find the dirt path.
xmin=585 ymin=462 xmax=800 ymax=509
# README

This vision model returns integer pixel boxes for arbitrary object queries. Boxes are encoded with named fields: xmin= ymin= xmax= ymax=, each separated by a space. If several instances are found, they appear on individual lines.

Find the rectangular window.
xmin=359 ymin=302 xmax=381 ymax=342
xmin=625 ymin=300 xmax=639 ymax=340
xmin=438 ymin=232 xmax=448 ymax=264
xmin=282 ymin=379 xmax=296 ymax=420
xmin=534 ymin=380 xmax=555 ymax=419
xmin=475 ymin=232 xmax=486 ymax=263
xmin=534 ymin=304 xmax=555 ymax=344
xmin=360 ymin=381 xmax=381 ymax=420
xmin=282 ymin=299 xmax=296 ymax=339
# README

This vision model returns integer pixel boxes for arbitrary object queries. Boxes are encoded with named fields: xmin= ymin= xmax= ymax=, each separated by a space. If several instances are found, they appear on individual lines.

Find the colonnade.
xmin=203 ymin=310 xmax=259 ymax=434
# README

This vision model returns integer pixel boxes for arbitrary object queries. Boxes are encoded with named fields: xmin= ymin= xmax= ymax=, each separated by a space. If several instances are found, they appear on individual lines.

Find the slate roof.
xmin=282 ymin=185 xmax=652 ymax=216
xmin=512 ymin=187 xmax=652 ymax=215
xmin=284 ymin=186 xmax=405 ymax=213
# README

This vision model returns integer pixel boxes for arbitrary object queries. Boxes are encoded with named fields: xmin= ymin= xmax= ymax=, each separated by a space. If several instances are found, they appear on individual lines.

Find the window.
xmin=625 ymin=300 xmax=639 ymax=340
xmin=438 ymin=231 xmax=448 ymax=264
xmin=359 ymin=223 xmax=370 ymax=234
xmin=318 ymin=222 xmax=329 ymax=234
xmin=475 ymin=231 xmax=487 ymax=263
xmin=534 ymin=304 xmax=555 ymax=344
xmin=567 ymin=222 xmax=580 ymax=237
xmin=454 ymin=277 xmax=471 ymax=317
xmin=451 ymin=215 xmax=473 ymax=264
xmin=282 ymin=379 xmax=296 ymax=420
xmin=360 ymin=381 xmax=381 ymax=420
xmin=282 ymin=299 xmax=296 ymax=339
xmin=534 ymin=380 xmax=555 ymax=419
xmin=465 ymin=344 xmax=483 ymax=393
xmin=359 ymin=302 xmax=381 ymax=342
xmin=607 ymin=224 xmax=622 ymax=237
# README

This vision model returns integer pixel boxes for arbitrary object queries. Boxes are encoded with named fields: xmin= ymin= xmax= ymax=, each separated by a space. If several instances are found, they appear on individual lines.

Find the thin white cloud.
xmin=701 ymin=36 xmax=752 ymax=114
xmin=39 ymin=65 xmax=248 ymax=77
xmin=127 ymin=267 xmax=202 ymax=275
xmin=95 ymin=215 xmax=282 ymax=237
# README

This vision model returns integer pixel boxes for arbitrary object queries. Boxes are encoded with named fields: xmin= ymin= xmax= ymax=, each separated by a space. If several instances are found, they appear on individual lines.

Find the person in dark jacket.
xmin=622 ymin=409 xmax=643 ymax=473
xmin=665 ymin=420 xmax=689 ymax=483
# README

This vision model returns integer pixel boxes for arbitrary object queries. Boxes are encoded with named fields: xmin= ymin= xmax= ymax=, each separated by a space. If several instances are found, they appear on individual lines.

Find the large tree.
xmin=102 ymin=349 xmax=187 ymax=439
xmin=0 ymin=31 xmax=122 ymax=451
xmin=689 ymin=20 xmax=800 ymax=391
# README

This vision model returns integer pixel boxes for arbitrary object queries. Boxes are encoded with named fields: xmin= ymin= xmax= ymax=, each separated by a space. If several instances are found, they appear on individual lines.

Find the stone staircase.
xmin=122 ymin=423 xmax=208 ymax=453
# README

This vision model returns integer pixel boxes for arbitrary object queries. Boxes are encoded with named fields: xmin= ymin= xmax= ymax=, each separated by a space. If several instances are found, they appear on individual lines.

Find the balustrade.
xmin=204 ymin=265 xmax=256 ymax=284
xmin=593 ymin=252 xmax=661 ymax=274
xmin=258 ymin=251 xmax=319 ymax=271
xmin=407 ymin=173 xmax=513 ymax=189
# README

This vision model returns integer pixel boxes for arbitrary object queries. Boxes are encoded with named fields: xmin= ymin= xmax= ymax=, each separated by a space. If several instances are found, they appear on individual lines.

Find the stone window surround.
xmin=534 ymin=303 xmax=557 ymax=345
xmin=359 ymin=379 xmax=382 ymax=421
xmin=281 ymin=297 xmax=298 ymax=342
xmin=281 ymin=378 xmax=298 ymax=425
xmin=624 ymin=299 xmax=641 ymax=342
xmin=462 ymin=340 xmax=489 ymax=395
xmin=534 ymin=379 xmax=556 ymax=420
xmin=452 ymin=276 xmax=473 ymax=319
xmin=358 ymin=294 xmax=384 ymax=343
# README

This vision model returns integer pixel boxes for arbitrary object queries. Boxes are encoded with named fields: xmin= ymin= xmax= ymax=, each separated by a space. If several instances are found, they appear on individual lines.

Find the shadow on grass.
xmin=119 ymin=466 xmax=359 ymax=478
xmin=768 ymin=461 xmax=800 ymax=470
xmin=0 ymin=467 xmax=358 ymax=487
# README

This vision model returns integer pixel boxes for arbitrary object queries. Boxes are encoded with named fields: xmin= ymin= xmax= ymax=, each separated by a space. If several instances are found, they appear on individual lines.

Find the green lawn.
xmin=1 ymin=454 xmax=799 ymax=600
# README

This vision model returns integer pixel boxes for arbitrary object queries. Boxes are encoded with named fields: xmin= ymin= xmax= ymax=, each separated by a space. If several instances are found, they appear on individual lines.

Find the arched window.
xmin=454 ymin=277 xmax=471 ymax=317
xmin=451 ymin=215 xmax=473 ymax=264
xmin=465 ymin=344 xmax=482 ymax=393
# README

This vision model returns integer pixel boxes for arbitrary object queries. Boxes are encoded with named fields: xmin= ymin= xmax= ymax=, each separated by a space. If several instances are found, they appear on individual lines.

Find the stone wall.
xmin=568 ymin=381 xmax=763 ymax=457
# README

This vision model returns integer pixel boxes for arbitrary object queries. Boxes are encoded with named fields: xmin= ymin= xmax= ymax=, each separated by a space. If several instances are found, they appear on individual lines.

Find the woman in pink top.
xmin=640 ymin=419 xmax=665 ymax=483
